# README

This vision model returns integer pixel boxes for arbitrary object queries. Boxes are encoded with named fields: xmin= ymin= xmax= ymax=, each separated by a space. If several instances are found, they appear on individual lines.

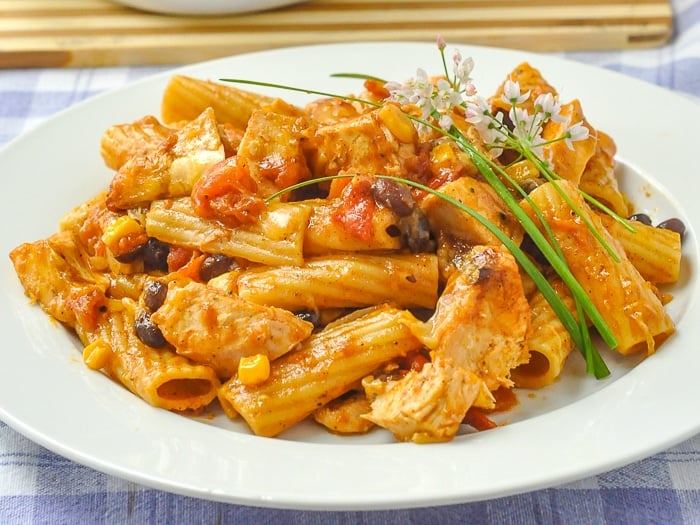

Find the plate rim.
xmin=2 ymin=41 xmax=700 ymax=510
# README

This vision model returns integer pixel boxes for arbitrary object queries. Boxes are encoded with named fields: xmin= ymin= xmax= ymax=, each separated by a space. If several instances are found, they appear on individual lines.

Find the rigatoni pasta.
xmin=523 ymin=180 xmax=676 ymax=356
xmin=8 ymin=51 xmax=686 ymax=443
xmin=77 ymin=298 xmax=221 ymax=412
xmin=510 ymin=279 xmax=576 ymax=389
xmin=161 ymin=74 xmax=274 ymax=128
xmin=233 ymin=252 xmax=438 ymax=310
xmin=598 ymin=213 xmax=682 ymax=285
xmin=145 ymin=197 xmax=311 ymax=266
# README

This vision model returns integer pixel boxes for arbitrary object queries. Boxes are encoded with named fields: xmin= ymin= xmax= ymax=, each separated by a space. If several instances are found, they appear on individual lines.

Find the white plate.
xmin=111 ymin=0 xmax=305 ymax=15
xmin=1 ymin=42 xmax=699 ymax=511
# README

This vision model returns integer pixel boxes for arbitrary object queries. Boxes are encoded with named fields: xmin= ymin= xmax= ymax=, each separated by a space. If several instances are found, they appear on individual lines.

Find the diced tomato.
xmin=172 ymin=252 xmax=207 ymax=281
xmin=167 ymin=245 xmax=195 ymax=272
xmin=67 ymin=287 xmax=108 ymax=331
xmin=257 ymin=151 xmax=308 ymax=190
xmin=327 ymin=176 xmax=351 ymax=199
xmin=363 ymin=78 xmax=391 ymax=100
xmin=331 ymin=176 xmax=377 ymax=241
xmin=191 ymin=156 xmax=266 ymax=227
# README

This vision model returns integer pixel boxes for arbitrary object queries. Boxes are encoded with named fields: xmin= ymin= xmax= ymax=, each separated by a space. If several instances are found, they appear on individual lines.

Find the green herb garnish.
xmin=222 ymin=35 xmax=619 ymax=378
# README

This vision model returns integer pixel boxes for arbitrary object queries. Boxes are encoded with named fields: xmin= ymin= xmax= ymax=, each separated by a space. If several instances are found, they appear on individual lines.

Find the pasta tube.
xmin=523 ymin=180 xmax=675 ymax=355
xmin=161 ymin=75 xmax=273 ymax=128
xmin=598 ymin=213 xmax=682 ymax=285
xmin=10 ymin=235 xmax=108 ymax=329
xmin=540 ymin=100 xmax=597 ymax=185
xmin=76 ymin=299 xmax=220 ymax=412
xmin=218 ymin=305 xmax=424 ymax=437
xmin=578 ymin=131 xmax=631 ymax=218
xmin=145 ymin=197 xmax=311 ymax=266
xmin=490 ymin=62 xmax=558 ymax=116
xmin=234 ymin=253 xmax=438 ymax=311
xmin=312 ymin=391 xmax=375 ymax=435
xmin=511 ymin=279 xmax=575 ymax=389
xmin=11 ymin=235 xmax=219 ymax=412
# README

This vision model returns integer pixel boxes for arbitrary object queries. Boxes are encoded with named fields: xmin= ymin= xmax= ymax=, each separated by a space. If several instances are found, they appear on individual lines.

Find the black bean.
xmin=143 ymin=280 xmax=168 ymax=312
xmin=199 ymin=254 xmax=238 ymax=282
xmin=142 ymin=237 xmax=170 ymax=273
xmin=385 ymin=224 xmax=402 ymax=238
xmin=657 ymin=217 xmax=686 ymax=238
xmin=295 ymin=310 xmax=321 ymax=327
xmin=399 ymin=209 xmax=435 ymax=253
xmin=114 ymin=244 xmax=144 ymax=263
xmin=628 ymin=213 xmax=652 ymax=225
xmin=134 ymin=310 xmax=167 ymax=348
xmin=371 ymin=178 xmax=415 ymax=217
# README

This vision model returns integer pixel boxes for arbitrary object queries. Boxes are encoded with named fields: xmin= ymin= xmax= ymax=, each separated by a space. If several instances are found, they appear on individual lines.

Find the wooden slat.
xmin=0 ymin=0 xmax=673 ymax=68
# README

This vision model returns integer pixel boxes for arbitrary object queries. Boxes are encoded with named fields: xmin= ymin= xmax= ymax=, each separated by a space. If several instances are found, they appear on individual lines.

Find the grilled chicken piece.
xmin=151 ymin=280 xmax=313 ymax=379
xmin=106 ymin=107 xmax=224 ymax=210
xmin=423 ymin=244 xmax=531 ymax=392
xmin=10 ymin=234 xmax=108 ymax=330
xmin=363 ymin=244 xmax=530 ymax=442
xmin=306 ymin=108 xmax=416 ymax=179
xmin=100 ymin=115 xmax=173 ymax=171
xmin=236 ymin=99 xmax=313 ymax=199
xmin=363 ymin=355 xmax=482 ymax=443
xmin=421 ymin=176 xmax=524 ymax=248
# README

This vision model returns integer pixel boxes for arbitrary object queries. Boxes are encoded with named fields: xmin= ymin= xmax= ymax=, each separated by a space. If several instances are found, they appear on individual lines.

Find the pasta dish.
xmin=9 ymin=43 xmax=685 ymax=443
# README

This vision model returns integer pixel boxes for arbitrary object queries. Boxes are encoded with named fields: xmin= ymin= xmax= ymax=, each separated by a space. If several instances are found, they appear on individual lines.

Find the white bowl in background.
xmin=112 ymin=0 xmax=305 ymax=15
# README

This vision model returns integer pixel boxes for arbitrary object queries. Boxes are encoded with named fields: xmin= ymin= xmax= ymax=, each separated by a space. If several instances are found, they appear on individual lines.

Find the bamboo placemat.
xmin=0 ymin=0 xmax=674 ymax=68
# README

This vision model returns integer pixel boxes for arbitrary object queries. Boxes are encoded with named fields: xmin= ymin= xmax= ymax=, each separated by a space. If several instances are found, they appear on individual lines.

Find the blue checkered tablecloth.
xmin=1 ymin=0 xmax=700 ymax=522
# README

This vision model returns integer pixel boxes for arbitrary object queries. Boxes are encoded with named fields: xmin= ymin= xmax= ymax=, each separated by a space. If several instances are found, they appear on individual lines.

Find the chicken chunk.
xmin=362 ymin=244 xmax=529 ymax=441
xmin=423 ymin=244 xmax=531 ymax=392
xmin=106 ymin=107 xmax=224 ymax=210
xmin=100 ymin=115 xmax=173 ymax=171
xmin=363 ymin=355 xmax=482 ymax=443
xmin=151 ymin=280 xmax=314 ymax=379
xmin=421 ymin=176 xmax=524 ymax=248
xmin=236 ymin=99 xmax=313 ymax=199
xmin=306 ymin=108 xmax=416 ymax=179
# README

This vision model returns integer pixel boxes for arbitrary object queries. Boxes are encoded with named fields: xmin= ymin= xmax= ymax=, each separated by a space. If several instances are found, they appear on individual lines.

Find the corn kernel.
xmin=504 ymin=159 xmax=540 ymax=185
xmin=430 ymin=142 xmax=456 ymax=164
xmin=378 ymin=104 xmax=417 ymax=144
xmin=238 ymin=354 xmax=271 ymax=386
xmin=101 ymin=215 xmax=146 ymax=254
xmin=83 ymin=339 xmax=113 ymax=370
